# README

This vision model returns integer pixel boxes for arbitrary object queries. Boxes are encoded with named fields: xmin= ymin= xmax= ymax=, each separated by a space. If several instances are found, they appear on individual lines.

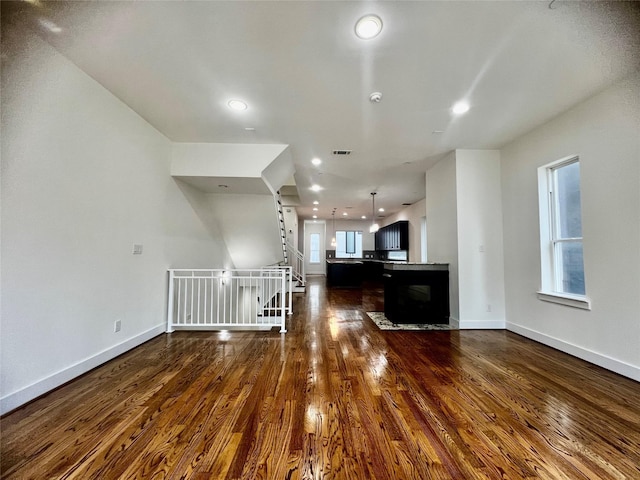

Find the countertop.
xmin=326 ymin=259 xmax=448 ymax=271
xmin=383 ymin=262 xmax=449 ymax=271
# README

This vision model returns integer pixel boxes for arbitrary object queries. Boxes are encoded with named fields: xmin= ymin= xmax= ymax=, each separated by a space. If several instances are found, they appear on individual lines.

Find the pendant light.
xmin=369 ymin=192 xmax=379 ymax=233
xmin=330 ymin=209 xmax=337 ymax=247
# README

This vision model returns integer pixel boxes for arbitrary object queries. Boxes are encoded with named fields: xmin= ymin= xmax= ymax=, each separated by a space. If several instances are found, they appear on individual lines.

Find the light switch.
xmin=133 ymin=244 xmax=143 ymax=255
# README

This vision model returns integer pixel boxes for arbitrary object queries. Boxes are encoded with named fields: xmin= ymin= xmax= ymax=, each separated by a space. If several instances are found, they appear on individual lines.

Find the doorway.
xmin=304 ymin=220 xmax=326 ymax=275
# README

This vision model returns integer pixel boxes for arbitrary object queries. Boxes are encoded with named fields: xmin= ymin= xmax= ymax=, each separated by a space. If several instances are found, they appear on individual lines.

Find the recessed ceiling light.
xmin=355 ymin=14 xmax=383 ymax=39
xmin=452 ymin=101 xmax=470 ymax=115
xmin=312 ymin=215 xmax=317 ymax=219
xmin=361 ymin=215 xmax=367 ymax=219
xmin=39 ymin=18 xmax=62 ymax=33
xmin=310 ymin=184 xmax=322 ymax=192
xmin=342 ymin=212 xmax=348 ymax=216
xmin=244 ymin=127 xmax=255 ymax=131
xmin=313 ymin=207 xmax=318 ymax=211
xmin=311 ymin=158 xmax=322 ymax=166
xmin=378 ymin=207 xmax=385 ymax=212
xmin=228 ymin=99 xmax=248 ymax=111
xmin=313 ymin=201 xmax=319 ymax=205
xmin=369 ymin=92 xmax=382 ymax=103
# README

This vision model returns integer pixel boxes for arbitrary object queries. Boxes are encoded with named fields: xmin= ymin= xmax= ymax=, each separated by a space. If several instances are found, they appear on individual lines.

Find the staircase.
xmin=274 ymin=191 xmax=305 ymax=291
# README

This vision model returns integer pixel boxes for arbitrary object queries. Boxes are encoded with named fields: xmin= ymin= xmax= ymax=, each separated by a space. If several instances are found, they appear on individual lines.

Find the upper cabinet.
xmin=375 ymin=221 xmax=409 ymax=251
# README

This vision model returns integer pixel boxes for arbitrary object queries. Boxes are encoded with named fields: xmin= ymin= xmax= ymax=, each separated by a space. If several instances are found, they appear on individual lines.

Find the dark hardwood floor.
xmin=2 ymin=276 xmax=639 ymax=479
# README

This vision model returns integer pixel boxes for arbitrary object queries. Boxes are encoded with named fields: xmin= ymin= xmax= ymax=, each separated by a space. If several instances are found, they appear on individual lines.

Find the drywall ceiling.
xmin=3 ymin=1 xmax=638 ymax=220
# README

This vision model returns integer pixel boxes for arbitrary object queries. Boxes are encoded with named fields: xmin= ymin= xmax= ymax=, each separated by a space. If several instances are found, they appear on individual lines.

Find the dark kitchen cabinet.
xmin=374 ymin=221 xmax=409 ymax=251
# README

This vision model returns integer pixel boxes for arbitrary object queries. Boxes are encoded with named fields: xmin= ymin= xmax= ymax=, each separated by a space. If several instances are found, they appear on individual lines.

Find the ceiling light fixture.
xmin=355 ymin=14 xmax=383 ymax=40
xmin=311 ymin=158 xmax=322 ymax=166
xmin=452 ymin=101 xmax=470 ymax=115
xmin=378 ymin=207 xmax=385 ymax=212
xmin=313 ymin=207 xmax=318 ymax=211
xmin=313 ymin=215 xmax=317 ymax=219
xmin=342 ymin=212 xmax=348 ymax=216
xmin=369 ymin=92 xmax=382 ymax=103
xmin=228 ymin=99 xmax=248 ymax=111
xmin=369 ymin=193 xmax=379 ymax=233
xmin=361 ymin=215 xmax=366 ymax=219
xmin=313 ymin=201 xmax=319 ymax=205
xmin=39 ymin=18 xmax=62 ymax=33
xmin=310 ymin=184 xmax=322 ymax=192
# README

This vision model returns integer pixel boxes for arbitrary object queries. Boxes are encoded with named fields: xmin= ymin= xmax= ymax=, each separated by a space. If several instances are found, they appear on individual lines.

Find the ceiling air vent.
xmin=332 ymin=150 xmax=352 ymax=155
xmin=402 ymin=203 xmax=412 ymax=206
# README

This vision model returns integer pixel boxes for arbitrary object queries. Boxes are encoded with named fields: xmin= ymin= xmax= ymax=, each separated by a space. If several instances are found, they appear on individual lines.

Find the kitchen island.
xmin=326 ymin=260 xmax=364 ymax=287
xmin=383 ymin=263 xmax=450 ymax=324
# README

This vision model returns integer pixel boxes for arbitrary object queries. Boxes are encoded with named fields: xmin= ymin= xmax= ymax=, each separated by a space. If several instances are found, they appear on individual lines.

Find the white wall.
xmin=501 ymin=72 xmax=640 ymax=380
xmin=381 ymin=199 xmax=427 ymax=262
xmin=326 ymin=219 xmax=375 ymax=252
xmin=205 ymin=193 xmax=283 ymax=269
xmin=0 ymin=28 xmax=231 ymax=413
xmin=426 ymin=155 xmax=460 ymax=321
xmin=171 ymin=143 xmax=288 ymax=178
xmin=283 ymin=207 xmax=298 ymax=250
xmin=456 ymin=150 xmax=506 ymax=328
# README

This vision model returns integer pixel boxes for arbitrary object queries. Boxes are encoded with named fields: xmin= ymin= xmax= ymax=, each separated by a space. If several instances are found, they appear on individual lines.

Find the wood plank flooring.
xmin=2 ymin=276 xmax=640 ymax=479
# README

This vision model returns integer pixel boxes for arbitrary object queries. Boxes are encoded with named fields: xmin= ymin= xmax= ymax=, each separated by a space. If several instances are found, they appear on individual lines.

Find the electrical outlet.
xmin=114 ymin=319 xmax=121 ymax=332
xmin=132 ymin=244 xmax=143 ymax=255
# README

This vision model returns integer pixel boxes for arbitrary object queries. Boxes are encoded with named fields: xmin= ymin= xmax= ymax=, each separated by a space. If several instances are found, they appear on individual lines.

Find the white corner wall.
xmin=456 ymin=150 xmax=506 ymax=329
xmin=1 ymin=28 xmax=231 ymax=413
xmin=426 ymin=155 xmax=460 ymax=322
xmin=501 ymin=72 xmax=640 ymax=380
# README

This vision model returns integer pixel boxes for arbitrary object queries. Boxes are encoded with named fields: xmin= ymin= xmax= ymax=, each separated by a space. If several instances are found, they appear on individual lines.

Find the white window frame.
xmin=537 ymin=155 xmax=590 ymax=309
xmin=309 ymin=233 xmax=321 ymax=264
xmin=335 ymin=230 xmax=363 ymax=258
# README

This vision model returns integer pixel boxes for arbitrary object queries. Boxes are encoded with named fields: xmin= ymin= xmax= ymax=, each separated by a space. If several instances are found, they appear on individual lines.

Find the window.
xmin=335 ymin=231 xmax=363 ymax=258
xmin=309 ymin=233 xmax=320 ymax=264
xmin=538 ymin=156 xmax=589 ymax=309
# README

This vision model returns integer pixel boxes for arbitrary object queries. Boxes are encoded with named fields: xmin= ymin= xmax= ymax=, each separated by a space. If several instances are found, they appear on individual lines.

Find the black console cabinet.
xmin=383 ymin=268 xmax=449 ymax=324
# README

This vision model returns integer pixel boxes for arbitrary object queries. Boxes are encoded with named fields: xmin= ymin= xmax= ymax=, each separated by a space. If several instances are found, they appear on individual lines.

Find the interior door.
xmin=304 ymin=220 xmax=326 ymax=275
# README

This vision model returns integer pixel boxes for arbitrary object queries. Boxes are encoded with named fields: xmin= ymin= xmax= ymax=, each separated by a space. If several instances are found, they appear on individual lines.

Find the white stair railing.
xmin=167 ymin=268 xmax=289 ymax=333
xmin=286 ymin=240 xmax=305 ymax=286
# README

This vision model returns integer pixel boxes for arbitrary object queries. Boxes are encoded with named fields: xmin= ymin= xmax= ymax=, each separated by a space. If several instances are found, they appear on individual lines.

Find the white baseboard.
xmin=507 ymin=322 xmax=640 ymax=382
xmin=1 ymin=324 xmax=165 ymax=415
xmin=458 ymin=319 xmax=506 ymax=329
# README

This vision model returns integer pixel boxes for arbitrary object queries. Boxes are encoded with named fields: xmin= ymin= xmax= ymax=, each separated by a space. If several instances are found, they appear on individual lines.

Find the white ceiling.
xmin=3 ymin=1 xmax=639 ymax=221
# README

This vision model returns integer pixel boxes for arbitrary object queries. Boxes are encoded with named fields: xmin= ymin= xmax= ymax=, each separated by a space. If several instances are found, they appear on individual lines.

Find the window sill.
xmin=537 ymin=291 xmax=591 ymax=310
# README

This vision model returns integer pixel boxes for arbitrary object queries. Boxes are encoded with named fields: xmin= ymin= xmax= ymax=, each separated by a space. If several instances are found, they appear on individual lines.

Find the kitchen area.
xmin=325 ymin=218 xmax=450 ymax=325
